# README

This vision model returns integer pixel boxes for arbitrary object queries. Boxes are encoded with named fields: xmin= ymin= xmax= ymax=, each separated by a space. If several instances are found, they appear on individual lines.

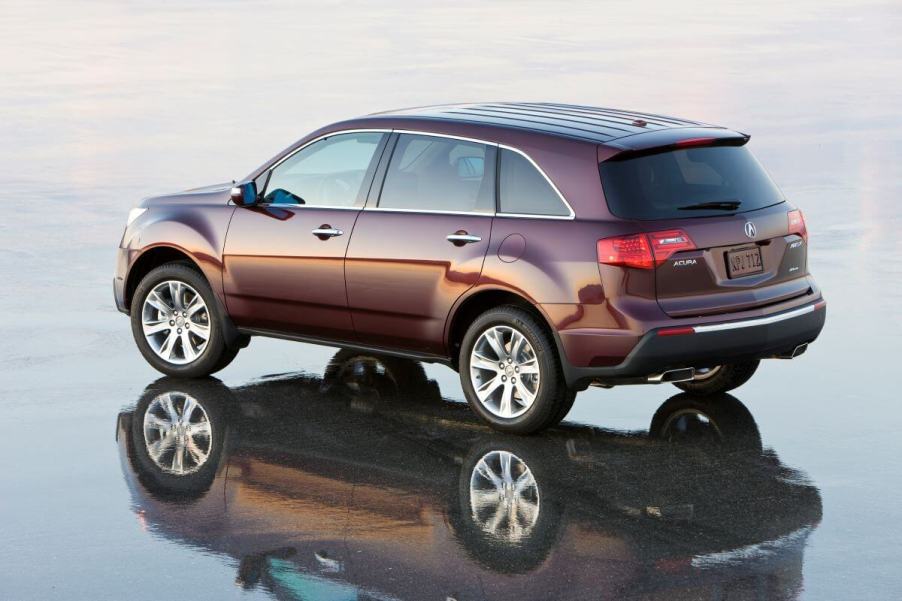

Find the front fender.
xmin=122 ymin=204 xmax=235 ymax=304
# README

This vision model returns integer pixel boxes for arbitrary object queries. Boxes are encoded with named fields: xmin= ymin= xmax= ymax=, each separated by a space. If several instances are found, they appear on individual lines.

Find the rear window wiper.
xmin=677 ymin=200 xmax=742 ymax=211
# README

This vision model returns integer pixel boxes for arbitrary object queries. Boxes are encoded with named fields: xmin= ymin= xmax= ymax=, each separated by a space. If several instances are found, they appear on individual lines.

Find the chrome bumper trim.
xmin=692 ymin=303 xmax=819 ymax=334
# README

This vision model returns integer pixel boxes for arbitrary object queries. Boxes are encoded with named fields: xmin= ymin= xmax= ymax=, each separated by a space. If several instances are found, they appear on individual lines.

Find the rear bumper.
xmin=559 ymin=300 xmax=826 ymax=389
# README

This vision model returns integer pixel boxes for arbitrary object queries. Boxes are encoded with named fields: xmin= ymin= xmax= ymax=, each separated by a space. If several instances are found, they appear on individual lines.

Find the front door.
xmin=346 ymin=133 xmax=496 ymax=354
xmin=223 ymin=131 xmax=388 ymax=340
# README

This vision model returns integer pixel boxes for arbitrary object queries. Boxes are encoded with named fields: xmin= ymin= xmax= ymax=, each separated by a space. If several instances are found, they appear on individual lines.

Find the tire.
xmin=128 ymin=378 xmax=234 ymax=499
xmin=649 ymin=392 xmax=763 ymax=455
xmin=459 ymin=306 xmax=574 ymax=434
xmin=131 ymin=262 xmax=239 ymax=377
xmin=673 ymin=360 xmax=759 ymax=395
xmin=448 ymin=438 xmax=562 ymax=573
xmin=321 ymin=349 xmax=441 ymax=406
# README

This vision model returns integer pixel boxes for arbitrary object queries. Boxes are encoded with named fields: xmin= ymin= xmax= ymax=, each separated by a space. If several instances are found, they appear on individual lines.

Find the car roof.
xmin=366 ymin=102 xmax=726 ymax=146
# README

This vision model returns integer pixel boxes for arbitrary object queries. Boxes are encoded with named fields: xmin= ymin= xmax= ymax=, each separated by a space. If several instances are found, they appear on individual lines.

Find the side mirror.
xmin=230 ymin=182 xmax=258 ymax=207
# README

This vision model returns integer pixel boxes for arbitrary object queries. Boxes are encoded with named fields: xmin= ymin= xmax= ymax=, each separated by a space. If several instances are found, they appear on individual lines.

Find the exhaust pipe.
xmin=774 ymin=343 xmax=808 ymax=359
xmin=647 ymin=367 xmax=695 ymax=384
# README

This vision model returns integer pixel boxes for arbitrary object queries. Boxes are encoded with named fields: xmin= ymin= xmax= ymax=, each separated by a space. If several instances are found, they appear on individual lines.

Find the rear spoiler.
xmin=599 ymin=127 xmax=750 ymax=162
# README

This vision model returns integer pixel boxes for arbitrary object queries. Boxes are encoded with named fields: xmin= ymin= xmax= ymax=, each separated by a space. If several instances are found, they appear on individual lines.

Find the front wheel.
xmin=131 ymin=263 xmax=239 ymax=378
xmin=459 ymin=306 xmax=575 ymax=434
xmin=672 ymin=360 xmax=760 ymax=395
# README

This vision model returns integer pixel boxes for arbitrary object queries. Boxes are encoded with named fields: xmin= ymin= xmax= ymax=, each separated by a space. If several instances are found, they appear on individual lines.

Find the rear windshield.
xmin=599 ymin=145 xmax=784 ymax=220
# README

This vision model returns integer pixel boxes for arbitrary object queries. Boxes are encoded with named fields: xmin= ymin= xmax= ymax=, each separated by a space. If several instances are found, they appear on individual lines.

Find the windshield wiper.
xmin=677 ymin=200 xmax=742 ymax=211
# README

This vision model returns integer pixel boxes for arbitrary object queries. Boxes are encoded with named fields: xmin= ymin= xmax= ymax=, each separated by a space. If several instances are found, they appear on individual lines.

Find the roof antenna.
xmin=632 ymin=119 xmax=648 ymax=127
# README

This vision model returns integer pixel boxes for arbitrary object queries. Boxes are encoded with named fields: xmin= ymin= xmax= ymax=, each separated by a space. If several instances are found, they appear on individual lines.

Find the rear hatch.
xmin=599 ymin=138 xmax=811 ymax=318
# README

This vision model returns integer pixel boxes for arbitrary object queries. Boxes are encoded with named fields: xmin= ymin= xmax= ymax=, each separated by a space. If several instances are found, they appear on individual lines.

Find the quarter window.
xmin=262 ymin=132 xmax=385 ymax=207
xmin=378 ymin=134 xmax=495 ymax=213
xmin=499 ymin=148 xmax=570 ymax=216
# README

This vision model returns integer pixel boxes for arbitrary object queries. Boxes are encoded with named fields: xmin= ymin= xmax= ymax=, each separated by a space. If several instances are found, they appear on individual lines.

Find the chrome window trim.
xmin=497 ymin=144 xmax=576 ymax=220
xmin=267 ymin=128 xmax=392 ymax=171
xmin=392 ymin=129 xmax=500 ymax=147
xmin=258 ymin=127 xmax=577 ymax=220
xmin=691 ymin=304 xmax=816 ymax=334
xmin=364 ymin=206 xmax=495 ymax=217
xmin=494 ymin=212 xmax=574 ymax=221
xmin=265 ymin=203 xmax=362 ymax=210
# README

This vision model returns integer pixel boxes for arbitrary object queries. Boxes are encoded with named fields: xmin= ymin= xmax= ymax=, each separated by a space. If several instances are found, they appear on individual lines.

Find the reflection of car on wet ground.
xmin=117 ymin=351 xmax=822 ymax=600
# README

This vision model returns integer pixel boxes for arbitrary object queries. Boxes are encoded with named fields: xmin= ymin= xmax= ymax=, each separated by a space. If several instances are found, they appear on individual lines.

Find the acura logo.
xmin=744 ymin=221 xmax=757 ymax=239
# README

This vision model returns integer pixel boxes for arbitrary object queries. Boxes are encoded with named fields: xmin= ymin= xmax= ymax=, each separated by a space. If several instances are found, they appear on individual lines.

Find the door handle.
xmin=446 ymin=232 xmax=482 ymax=245
xmin=312 ymin=225 xmax=344 ymax=239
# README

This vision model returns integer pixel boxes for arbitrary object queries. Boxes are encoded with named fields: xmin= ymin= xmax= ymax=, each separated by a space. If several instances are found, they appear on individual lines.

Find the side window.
xmin=378 ymin=134 xmax=495 ymax=213
xmin=499 ymin=148 xmax=570 ymax=216
xmin=262 ymin=132 xmax=385 ymax=207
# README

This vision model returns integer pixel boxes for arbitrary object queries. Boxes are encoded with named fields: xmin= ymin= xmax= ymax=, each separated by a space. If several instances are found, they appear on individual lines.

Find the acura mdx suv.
xmin=114 ymin=102 xmax=826 ymax=433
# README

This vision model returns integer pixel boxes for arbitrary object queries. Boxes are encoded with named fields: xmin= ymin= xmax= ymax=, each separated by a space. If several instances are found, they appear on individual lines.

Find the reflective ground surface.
xmin=1 ymin=1 xmax=900 ymax=599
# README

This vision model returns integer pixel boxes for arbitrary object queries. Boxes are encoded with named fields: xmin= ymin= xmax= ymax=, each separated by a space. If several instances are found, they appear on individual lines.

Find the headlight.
xmin=126 ymin=207 xmax=147 ymax=226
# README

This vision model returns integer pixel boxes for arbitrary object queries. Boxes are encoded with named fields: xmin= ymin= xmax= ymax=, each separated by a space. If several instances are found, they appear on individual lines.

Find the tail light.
xmin=788 ymin=209 xmax=807 ymax=241
xmin=598 ymin=229 xmax=696 ymax=269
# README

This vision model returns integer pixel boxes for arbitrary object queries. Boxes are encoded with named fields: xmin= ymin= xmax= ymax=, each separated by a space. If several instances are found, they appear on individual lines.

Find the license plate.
xmin=726 ymin=246 xmax=763 ymax=278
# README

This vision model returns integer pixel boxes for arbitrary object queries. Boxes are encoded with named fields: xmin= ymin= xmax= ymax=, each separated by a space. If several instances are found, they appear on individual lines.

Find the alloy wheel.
xmin=469 ymin=325 xmax=540 ymax=419
xmin=469 ymin=450 xmax=540 ymax=542
xmin=141 ymin=280 xmax=210 ymax=365
xmin=142 ymin=391 xmax=213 ymax=475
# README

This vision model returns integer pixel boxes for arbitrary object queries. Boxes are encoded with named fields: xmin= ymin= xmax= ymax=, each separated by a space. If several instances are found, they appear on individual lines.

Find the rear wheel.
xmin=131 ymin=263 xmax=239 ymax=377
xmin=459 ymin=306 xmax=575 ymax=434
xmin=673 ymin=360 xmax=759 ymax=395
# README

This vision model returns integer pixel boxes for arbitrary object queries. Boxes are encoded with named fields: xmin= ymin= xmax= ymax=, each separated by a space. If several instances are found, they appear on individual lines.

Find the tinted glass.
xmin=263 ymin=132 xmax=384 ymax=207
xmin=499 ymin=149 xmax=570 ymax=216
xmin=378 ymin=134 xmax=495 ymax=213
xmin=599 ymin=145 xmax=785 ymax=220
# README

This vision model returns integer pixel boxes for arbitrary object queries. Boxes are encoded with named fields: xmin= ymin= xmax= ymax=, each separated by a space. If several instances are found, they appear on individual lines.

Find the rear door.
xmin=599 ymin=143 xmax=810 ymax=317
xmin=345 ymin=133 xmax=496 ymax=354
xmin=223 ymin=131 xmax=388 ymax=339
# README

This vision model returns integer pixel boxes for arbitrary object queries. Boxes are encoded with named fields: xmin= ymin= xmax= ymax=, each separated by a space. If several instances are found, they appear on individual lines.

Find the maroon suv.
xmin=114 ymin=102 xmax=826 ymax=433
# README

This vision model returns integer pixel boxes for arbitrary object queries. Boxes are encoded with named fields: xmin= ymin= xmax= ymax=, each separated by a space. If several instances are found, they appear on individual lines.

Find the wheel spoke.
xmin=514 ymin=470 xmax=534 ymax=494
xmin=515 ymin=382 xmax=537 ymax=406
xmin=509 ymin=331 xmax=525 ymax=362
xmin=501 ymin=383 xmax=517 ymax=417
xmin=476 ymin=375 xmax=503 ymax=402
xmin=484 ymin=328 xmax=507 ymax=360
xmin=486 ymin=504 xmax=508 ymax=534
xmin=185 ymin=437 xmax=207 ymax=466
xmin=471 ymin=354 xmax=500 ymax=372
xmin=142 ymin=320 xmax=169 ymax=336
xmin=500 ymin=452 xmax=513 ymax=484
xmin=180 ymin=331 xmax=197 ymax=361
xmin=181 ymin=396 xmax=197 ymax=424
xmin=147 ymin=433 xmax=175 ymax=462
xmin=189 ymin=420 xmax=211 ymax=438
xmin=171 ymin=443 xmax=186 ymax=473
xmin=145 ymin=414 xmax=171 ymax=432
xmin=517 ymin=358 xmax=539 ymax=375
xmin=470 ymin=488 xmax=499 ymax=510
xmin=168 ymin=281 xmax=183 ymax=310
xmin=475 ymin=460 xmax=504 ymax=489
xmin=185 ymin=294 xmax=204 ymax=317
xmin=189 ymin=323 xmax=210 ymax=341
xmin=145 ymin=291 xmax=172 ymax=314
xmin=159 ymin=393 xmax=179 ymax=423
xmin=158 ymin=331 xmax=177 ymax=360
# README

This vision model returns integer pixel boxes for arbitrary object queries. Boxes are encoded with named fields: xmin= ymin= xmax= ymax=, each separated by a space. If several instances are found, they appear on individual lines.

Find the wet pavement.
xmin=1 ymin=1 xmax=901 ymax=599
